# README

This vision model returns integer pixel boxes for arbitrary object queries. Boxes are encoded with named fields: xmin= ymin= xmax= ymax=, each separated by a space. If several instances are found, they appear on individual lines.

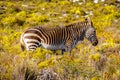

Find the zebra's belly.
xmin=41 ymin=43 xmax=65 ymax=50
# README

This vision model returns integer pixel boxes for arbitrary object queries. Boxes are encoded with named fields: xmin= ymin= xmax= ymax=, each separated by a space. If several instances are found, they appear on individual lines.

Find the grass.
xmin=0 ymin=0 xmax=120 ymax=80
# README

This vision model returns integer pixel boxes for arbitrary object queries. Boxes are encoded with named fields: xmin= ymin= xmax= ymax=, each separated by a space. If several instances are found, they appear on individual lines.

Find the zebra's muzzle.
xmin=92 ymin=39 xmax=98 ymax=46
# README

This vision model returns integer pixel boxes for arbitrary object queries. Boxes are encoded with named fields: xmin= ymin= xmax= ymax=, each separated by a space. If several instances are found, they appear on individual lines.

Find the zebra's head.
xmin=85 ymin=18 xmax=98 ymax=46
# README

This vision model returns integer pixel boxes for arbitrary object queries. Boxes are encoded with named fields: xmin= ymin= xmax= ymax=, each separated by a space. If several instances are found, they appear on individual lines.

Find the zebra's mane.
xmin=64 ymin=20 xmax=90 ymax=28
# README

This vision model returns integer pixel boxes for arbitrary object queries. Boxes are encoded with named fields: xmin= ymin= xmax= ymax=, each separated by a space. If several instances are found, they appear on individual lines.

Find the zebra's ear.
xmin=85 ymin=17 xmax=91 ymax=22
xmin=85 ymin=17 xmax=92 ymax=25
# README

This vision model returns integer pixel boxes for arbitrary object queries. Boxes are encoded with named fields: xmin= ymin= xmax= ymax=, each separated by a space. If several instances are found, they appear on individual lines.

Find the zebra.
xmin=20 ymin=18 xmax=98 ymax=54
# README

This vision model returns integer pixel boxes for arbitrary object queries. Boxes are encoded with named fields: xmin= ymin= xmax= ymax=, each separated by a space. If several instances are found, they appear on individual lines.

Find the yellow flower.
xmin=89 ymin=53 xmax=101 ymax=61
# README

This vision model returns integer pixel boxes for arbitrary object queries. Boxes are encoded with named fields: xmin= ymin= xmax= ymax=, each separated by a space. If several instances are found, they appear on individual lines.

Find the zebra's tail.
xmin=20 ymin=33 xmax=25 ymax=51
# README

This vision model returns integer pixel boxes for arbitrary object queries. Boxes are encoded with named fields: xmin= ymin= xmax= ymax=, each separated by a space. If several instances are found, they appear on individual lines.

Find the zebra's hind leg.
xmin=21 ymin=44 xmax=25 ymax=51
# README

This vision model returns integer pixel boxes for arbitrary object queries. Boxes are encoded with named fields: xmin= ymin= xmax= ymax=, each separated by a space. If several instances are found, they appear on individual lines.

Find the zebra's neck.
xmin=65 ymin=21 xmax=88 ymax=41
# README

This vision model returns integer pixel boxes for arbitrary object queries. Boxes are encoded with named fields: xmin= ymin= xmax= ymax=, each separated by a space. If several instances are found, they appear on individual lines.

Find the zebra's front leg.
xmin=61 ymin=49 xmax=65 ymax=55
xmin=64 ymin=40 xmax=73 ymax=56
xmin=65 ymin=47 xmax=72 ymax=56
xmin=61 ymin=49 xmax=72 ymax=55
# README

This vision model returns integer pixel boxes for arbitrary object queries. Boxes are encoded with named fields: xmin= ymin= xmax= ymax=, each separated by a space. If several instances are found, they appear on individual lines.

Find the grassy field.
xmin=0 ymin=0 xmax=120 ymax=80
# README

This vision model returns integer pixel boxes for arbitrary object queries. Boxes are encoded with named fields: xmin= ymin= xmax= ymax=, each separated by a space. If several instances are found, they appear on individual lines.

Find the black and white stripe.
xmin=20 ymin=18 xmax=98 ymax=54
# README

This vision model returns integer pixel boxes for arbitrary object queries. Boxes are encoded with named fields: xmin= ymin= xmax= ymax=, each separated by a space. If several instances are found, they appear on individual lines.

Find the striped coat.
xmin=20 ymin=18 xmax=98 ymax=54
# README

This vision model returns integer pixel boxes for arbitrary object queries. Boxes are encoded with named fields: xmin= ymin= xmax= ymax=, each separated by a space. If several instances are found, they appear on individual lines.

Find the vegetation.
xmin=0 ymin=0 xmax=120 ymax=80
